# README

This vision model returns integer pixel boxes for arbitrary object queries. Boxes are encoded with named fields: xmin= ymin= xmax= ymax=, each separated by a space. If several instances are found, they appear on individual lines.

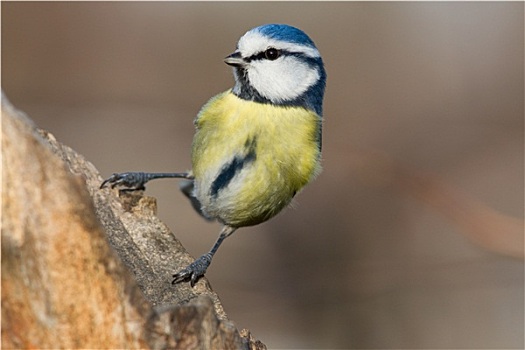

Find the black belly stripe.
xmin=210 ymin=137 xmax=257 ymax=198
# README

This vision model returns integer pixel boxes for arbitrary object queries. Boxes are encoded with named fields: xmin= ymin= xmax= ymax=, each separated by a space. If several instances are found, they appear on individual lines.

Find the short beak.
xmin=224 ymin=51 xmax=246 ymax=67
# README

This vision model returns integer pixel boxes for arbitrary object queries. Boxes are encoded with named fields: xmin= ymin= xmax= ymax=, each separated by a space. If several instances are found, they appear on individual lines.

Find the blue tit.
xmin=101 ymin=24 xmax=326 ymax=287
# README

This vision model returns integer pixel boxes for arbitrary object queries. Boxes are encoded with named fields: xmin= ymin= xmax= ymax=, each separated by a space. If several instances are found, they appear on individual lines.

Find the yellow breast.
xmin=191 ymin=91 xmax=322 ymax=227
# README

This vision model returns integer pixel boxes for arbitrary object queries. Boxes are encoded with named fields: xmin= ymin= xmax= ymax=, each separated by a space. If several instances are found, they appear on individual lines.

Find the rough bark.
xmin=1 ymin=93 xmax=266 ymax=350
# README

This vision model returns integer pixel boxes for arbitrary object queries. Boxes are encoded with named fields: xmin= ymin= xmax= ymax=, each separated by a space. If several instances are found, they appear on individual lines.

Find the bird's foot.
xmin=100 ymin=172 xmax=149 ymax=191
xmin=172 ymin=253 xmax=212 ymax=287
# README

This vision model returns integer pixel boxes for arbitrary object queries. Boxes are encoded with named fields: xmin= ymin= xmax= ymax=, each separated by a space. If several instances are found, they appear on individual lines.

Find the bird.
xmin=101 ymin=23 xmax=327 ymax=287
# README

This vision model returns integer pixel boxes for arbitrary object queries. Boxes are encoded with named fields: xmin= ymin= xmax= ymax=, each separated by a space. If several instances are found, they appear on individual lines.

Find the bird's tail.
xmin=179 ymin=180 xmax=215 ymax=221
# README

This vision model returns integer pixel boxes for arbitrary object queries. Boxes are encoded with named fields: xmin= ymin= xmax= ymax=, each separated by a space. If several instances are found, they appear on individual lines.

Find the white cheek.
xmin=247 ymin=57 xmax=320 ymax=102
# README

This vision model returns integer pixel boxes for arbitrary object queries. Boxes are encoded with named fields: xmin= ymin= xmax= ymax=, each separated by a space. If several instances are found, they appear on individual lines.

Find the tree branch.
xmin=1 ymin=92 xmax=266 ymax=349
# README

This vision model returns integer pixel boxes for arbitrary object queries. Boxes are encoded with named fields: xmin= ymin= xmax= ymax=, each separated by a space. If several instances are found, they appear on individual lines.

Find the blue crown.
xmin=254 ymin=24 xmax=317 ymax=49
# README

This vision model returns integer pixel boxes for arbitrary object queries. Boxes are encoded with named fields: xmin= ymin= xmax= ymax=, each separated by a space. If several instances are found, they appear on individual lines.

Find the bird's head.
xmin=224 ymin=24 xmax=326 ymax=116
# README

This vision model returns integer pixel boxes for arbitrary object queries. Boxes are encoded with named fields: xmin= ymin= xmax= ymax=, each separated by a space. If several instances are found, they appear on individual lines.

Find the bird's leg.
xmin=172 ymin=225 xmax=237 ymax=287
xmin=100 ymin=172 xmax=192 ymax=191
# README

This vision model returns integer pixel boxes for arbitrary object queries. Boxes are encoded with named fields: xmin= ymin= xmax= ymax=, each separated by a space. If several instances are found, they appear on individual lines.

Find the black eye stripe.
xmin=243 ymin=49 xmax=304 ymax=63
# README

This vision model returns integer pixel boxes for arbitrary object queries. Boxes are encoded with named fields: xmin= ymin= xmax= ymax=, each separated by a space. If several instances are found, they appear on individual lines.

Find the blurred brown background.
xmin=2 ymin=2 xmax=523 ymax=349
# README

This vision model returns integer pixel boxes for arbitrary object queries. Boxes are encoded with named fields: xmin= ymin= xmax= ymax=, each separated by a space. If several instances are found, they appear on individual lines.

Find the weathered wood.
xmin=1 ymin=93 xmax=266 ymax=349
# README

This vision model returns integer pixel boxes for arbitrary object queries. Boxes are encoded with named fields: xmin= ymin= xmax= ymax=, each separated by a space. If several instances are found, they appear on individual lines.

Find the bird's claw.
xmin=172 ymin=254 xmax=212 ymax=287
xmin=100 ymin=172 xmax=148 ymax=190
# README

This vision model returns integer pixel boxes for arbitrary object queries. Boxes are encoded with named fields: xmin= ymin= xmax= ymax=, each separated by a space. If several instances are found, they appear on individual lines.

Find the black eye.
xmin=264 ymin=48 xmax=281 ymax=60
